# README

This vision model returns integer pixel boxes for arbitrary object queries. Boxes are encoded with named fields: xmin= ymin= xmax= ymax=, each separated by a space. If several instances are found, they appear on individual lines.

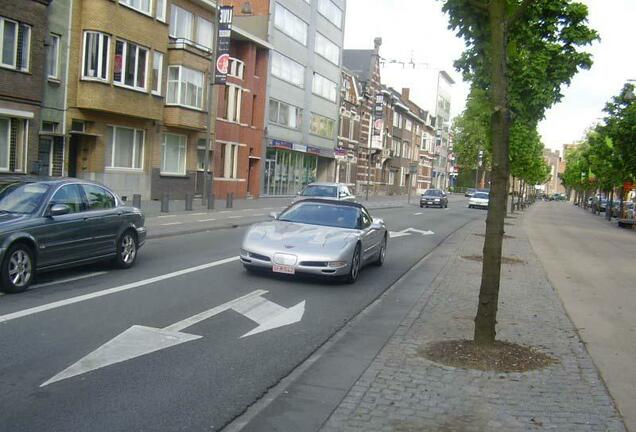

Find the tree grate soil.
xmin=418 ymin=339 xmax=557 ymax=372
xmin=461 ymin=255 xmax=525 ymax=264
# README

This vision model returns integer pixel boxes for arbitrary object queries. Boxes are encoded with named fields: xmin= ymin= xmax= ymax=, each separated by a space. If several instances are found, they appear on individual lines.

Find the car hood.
xmin=0 ymin=213 xmax=31 ymax=231
xmin=243 ymin=221 xmax=358 ymax=252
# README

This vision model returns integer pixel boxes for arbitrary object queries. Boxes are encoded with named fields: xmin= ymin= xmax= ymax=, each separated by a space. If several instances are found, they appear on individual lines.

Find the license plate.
xmin=273 ymin=264 xmax=295 ymax=274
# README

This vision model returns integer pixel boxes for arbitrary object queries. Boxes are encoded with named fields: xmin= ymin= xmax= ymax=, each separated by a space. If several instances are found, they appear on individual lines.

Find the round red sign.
xmin=216 ymin=53 xmax=230 ymax=75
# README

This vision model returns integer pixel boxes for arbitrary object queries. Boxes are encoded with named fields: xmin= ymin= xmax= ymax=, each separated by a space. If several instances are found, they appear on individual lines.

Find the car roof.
xmin=305 ymin=182 xmax=346 ymax=187
xmin=0 ymin=176 xmax=111 ymax=188
xmin=291 ymin=198 xmax=365 ymax=209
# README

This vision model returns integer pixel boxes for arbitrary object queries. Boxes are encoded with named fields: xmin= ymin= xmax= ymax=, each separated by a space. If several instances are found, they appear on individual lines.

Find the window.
xmin=114 ymin=39 xmax=148 ymax=90
xmin=169 ymin=5 xmax=193 ymax=41
xmin=105 ymin=125 xmax=144 ymax=170
xmin=269 ymin=99 xmax=302 ymax=129
xmin=82 ymin=31 xmax=110 ymax=81
xmin=196 ymin=17 xmax=213 ymax=50
xmin=405 ymin=118 xmax=412 ymax=131
xmin=228 ymin=57 xmax=244 ymax=79
xmin=152 ymin=51 xmax=163 ymax=95
xmin=120 ymin=0 xmax=152 ymax=15
xmin=42 ymin=121 xmax=58 ymax=133
xmin=0 ymin=117 xmax=27 ymax=172
xmin=315 ymin=33 xmax=339 ymax=65
xmin=224 ymin=85 xmax=242 ymax=122
xmin=271 ymin=51 xmax=304 ymax=88
xmin=156 ymin=0 xmax=166 ymax=21
xmin=312 ymin=73 xmax=337 ymax=102
xmin=47 ymin=34 xmax=60 ymax=79
xmin=0 ymin=18 xmax=31 ymax=71
xmin=82 ymin=184 xmax=116 ymax=210
xmin=317 ymin=0 xmax=342 ymax=28
xmin=274 ymin=3 xmax=307 ymax=45
xmin=310 ymin=114 xmax=335 ymax=139
xmin=197 ymin=138 xmax=212 ymax=171
xmin=51 ymin=185 xmax=84 ymax=213
xmin=167 ymin=65 xmax=204 ymax=109
xmin=221 ymin=143 xmax=239 ymax=179
xmin=161 ymin=133 xmax=187 ymax=175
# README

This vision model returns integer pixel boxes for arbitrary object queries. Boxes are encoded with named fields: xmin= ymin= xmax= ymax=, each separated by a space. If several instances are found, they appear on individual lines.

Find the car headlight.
xmin=434 ymin=198 xmax=440 ymax=202
xmin=328 ymin=261 xmax=348 ymax=268
xmin=240 ymin=249 xmax=248 ymax=257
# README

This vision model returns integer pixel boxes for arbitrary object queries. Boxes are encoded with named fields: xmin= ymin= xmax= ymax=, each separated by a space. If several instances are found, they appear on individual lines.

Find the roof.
xmin=0 ymin=176 xmax=110 ymax=188
xmin=292 ymin=199 xmax=366 ymax=210
xmin=342 ymin=50 xmax=374 ymax=82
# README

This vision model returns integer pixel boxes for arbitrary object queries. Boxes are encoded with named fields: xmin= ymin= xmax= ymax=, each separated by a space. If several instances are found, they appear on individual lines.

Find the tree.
xmin=442 ymin=0 xmax=597 ymax=345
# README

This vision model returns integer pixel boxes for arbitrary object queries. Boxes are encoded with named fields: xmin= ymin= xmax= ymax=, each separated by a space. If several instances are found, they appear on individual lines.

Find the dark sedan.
xmin=0 ymin=177 xmax=146 ymax=293
xmin=420 ymin=189 xmax=448 ymax=208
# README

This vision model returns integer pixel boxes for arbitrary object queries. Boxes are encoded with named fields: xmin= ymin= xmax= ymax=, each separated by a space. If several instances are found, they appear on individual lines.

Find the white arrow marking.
xmin=41 ymin=290 xmax=304 ymax=387
xmin=389 ymin=228 xmax=435 ymax=238
xmin=414 ymin=212 xmax=423 ymax=215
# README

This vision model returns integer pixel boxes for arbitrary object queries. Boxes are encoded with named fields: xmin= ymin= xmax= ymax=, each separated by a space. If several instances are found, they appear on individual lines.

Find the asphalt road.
xmin=0 ymin=197 xmax=484 ymax=432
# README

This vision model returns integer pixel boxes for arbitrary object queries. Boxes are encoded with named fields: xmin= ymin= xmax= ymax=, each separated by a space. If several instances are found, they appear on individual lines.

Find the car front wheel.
xmin=113 ymin=230 xmax=138 ymax=269
xmin=345 ymin=244 xmax=361 ymax=284
xmin=375 ymin=235 xmax=387 ymax=266
xmin=1 ymin=243 xmax=35 ymax=294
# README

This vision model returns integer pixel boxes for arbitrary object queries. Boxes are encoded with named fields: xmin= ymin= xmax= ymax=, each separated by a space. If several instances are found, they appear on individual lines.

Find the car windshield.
xmin=474 ymin=192 xmax=489 ymax=199
xmin=0 ymin=182 xmax=50 ymax=214
xmin=301 ymin=185 xmax=338 ymax=197
xmin=278 ymin=202 xmax=361 ymax=229
xmin=423 ymin=190 xmax=442 ymax=197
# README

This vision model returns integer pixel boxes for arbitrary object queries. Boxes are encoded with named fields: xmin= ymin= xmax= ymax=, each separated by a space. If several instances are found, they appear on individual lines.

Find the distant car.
xmin=465 ymin=188 xmax=476 ymax=198
xmin=240 ymin=199 xmax=387 ymax=284
xmin=0 ymin=177 xmax=146 ymax=293
xmin=293 ymin=182 xmax=356 ymax=204
xmin=468 ymin=191 xmax=490 ymax=209
xmin=420 ymin=189 xmax=448 ymax=208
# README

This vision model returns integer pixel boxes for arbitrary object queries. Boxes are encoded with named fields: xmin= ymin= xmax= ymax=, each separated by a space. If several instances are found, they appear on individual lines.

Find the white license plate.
xmin=273 ymin=264 xmax=295 ymax=274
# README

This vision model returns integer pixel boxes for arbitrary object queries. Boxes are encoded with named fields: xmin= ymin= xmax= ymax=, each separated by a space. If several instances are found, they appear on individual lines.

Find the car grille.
xmin=299 ymin=261 xmax=328 ymax=267
xmin=248 ymin=252 xmax=271 ymax=262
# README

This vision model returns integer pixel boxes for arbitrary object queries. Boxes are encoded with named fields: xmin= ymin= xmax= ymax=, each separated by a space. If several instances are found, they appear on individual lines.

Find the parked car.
xmin=465 ymin=188 xmax=476 ymax=197
xmin=420 ymin=189 xmax=448 ymax=208
xmin=293 ymin=182 xmax=356 ymax=203
xmin=0 ymin=177 xmax=146 ymax=293
xmin=240 ymin=199 xmax=387 ymax=283
xmin=468 ymin=191 xmax=490 ymax=209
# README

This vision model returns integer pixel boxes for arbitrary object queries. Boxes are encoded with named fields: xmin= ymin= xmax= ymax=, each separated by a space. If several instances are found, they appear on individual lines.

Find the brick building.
xmin=335 ymin=67 xmax=360 ymax=189
xmin=0 ymin=0 xmax=51 ymax=176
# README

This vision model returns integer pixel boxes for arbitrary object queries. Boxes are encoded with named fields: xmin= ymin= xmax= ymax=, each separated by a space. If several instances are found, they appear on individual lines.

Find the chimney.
xmin=373 ymin=37 xmax=382 ymax=52
xmin=401 ymin=88 xmax=410 ymax=101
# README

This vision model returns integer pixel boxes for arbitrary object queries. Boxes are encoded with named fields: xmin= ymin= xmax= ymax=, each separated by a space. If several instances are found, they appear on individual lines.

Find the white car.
xmin=468 ymin=191 xmax=489 ymax=209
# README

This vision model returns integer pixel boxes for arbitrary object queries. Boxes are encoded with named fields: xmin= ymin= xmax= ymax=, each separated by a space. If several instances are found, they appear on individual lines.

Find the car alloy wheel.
xmin=114 ymin=231 xmax=138 ymax=269
xmin=1 ymin=244 xmax=34 ymax=294
xmin=375 ymin=236 xmax=387 ymax=266
xmin=347 ymin=245 xmax=361 ymax=283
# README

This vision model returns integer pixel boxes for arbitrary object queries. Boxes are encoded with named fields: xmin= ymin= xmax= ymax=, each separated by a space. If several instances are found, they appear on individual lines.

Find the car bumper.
xmin=420 ymin=200 xmax=442 ymax=206
xmin=136 ymin=226 xmax=147 ymax=247
xmin=469 ymin=203 xmax=488 ymax=208
xmin=239 ymin=253 xmax=351 ymax=277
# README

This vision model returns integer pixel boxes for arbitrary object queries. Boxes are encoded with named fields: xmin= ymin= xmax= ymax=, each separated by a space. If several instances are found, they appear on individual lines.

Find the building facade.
xmin=0 ymin=0 xmax=51 ymax=177
xmin=335 ymin=67 xmax=360 ymax=189
xmin=542 ymin=148 xmax=566 ymax=195
xmin=432 ymin=71 xmax=454 ymax=190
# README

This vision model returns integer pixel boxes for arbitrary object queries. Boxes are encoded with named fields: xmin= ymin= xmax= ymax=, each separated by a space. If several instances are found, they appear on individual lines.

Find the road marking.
xmin=0 ymin=256 xmax=240 ymax=324
xmin=197 ymin=218 xmax=217 ymax=222
xmin=41 ymin=290 xmax=305 ymax=386
xmin=227 ymin=216 xmax=242 ymax=219
xmin=251 ymin=213 xmax=265 ymax=217
xmin=414 ymin=212 xmax=423 ymax=215
xmin=157 ymin=215 xmax=176 ymax=219
xmin=389 ymin=227 xmax=435 ymax=238
xmin=219 ymin=211 xmax=231 ymax=214
xmin=190 ymin=212 xmax=207 ymax=216
xmin=161 ymin=222 xmax=183 ymax=226
xmin=31 ymin=272 xmax=108 ymax=290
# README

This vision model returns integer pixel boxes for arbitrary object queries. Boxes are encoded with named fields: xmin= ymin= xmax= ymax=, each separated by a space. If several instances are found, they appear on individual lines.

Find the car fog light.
xmin=328 ymin=261 xmax=348 ymax=268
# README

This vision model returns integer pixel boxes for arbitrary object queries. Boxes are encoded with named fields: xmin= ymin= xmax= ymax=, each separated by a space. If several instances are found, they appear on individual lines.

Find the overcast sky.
xmin=343 ymin=0 xmax=636 ymax=153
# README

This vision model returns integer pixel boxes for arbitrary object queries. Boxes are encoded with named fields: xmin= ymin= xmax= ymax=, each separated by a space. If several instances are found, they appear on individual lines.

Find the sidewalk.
xmin=239 ymin=207 xmax=626 ymax=431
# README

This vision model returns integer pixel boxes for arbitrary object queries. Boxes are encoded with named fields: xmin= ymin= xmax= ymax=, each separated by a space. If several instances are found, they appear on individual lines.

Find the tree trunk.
xmin=474 ymin=0 xmax=509 ymax=346
xmin=607 ymin=189 xmax=613 ymax=221
xmin=510 ymin=177 xmax=516 ymax=214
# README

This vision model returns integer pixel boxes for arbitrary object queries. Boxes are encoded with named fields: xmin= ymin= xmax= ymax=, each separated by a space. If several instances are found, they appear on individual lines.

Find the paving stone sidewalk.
xmin=321 ymin=214 xmax=626 ymax=432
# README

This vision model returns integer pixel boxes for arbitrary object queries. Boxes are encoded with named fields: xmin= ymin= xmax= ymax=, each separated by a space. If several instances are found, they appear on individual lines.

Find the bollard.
xmin=185 ymin=193 xmax=193 ymax=211
xmin=226 ymin=192 xmax=234 ymax=208
xmin=132 ymin=194 xmax=142 ymax=209
xmin=161 ymin=193 xmax=170 ymax=213
xmin=207 ymin=193 xmax=215 ymax=210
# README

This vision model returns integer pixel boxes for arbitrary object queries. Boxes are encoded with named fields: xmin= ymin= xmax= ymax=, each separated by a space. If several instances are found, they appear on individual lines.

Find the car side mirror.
xmin=269 ymin=211 xmax=279 ymax=220
xmin=371 ymin=217 xmax=384 ymax=230
xmin=49 ymin=203 xmax=71 ymax=217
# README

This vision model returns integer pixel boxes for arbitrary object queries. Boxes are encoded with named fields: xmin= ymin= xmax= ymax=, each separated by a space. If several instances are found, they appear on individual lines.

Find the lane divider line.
xmin=197 ymin=218 xmax=217 ymax=222
xmin=0 ymin=256 xmax=240 ymax=324
xmin=31 ymin=271 xmax=109 ymax=290
xmin=161 ymin=222 xmax=183 ymax=226
xmin=157 ymin=215 xmax=177 ymax=219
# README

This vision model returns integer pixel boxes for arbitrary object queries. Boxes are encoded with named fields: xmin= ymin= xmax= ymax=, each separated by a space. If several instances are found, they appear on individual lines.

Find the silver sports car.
xmin=240 ymin=199 xmax=387 ymax=283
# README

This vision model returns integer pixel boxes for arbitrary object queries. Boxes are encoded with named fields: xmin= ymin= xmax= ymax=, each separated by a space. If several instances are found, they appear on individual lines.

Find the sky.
xmin=343 ymin=0 xmax=636 ymax=153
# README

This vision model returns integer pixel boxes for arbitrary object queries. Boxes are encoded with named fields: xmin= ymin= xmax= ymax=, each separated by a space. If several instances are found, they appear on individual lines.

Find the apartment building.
xmin=62 ymin=0 xmax=268 ymax=200
xmin=432 ymin=70 xmax=454 ymax=190
xmin=342 ymin=37 xmax=383 ymax=196
xmin=231 ymin=0 xmax=346 ymax=196
xmin=335 ymin=67 xmax=360 ymax=189
xmin=0 ymin=0 xmax=50 ymax=177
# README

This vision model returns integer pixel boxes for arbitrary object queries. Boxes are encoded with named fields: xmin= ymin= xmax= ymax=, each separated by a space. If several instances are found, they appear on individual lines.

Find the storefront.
xmin=264 ymin=140 xmax=319 ymax=196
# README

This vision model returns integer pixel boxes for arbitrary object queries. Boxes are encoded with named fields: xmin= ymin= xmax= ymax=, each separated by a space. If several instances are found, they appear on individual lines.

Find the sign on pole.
xmin=214 ymin=6 xmax=234 ymax=84
xmin=373 ymin=93 xmax=383 ymax=136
